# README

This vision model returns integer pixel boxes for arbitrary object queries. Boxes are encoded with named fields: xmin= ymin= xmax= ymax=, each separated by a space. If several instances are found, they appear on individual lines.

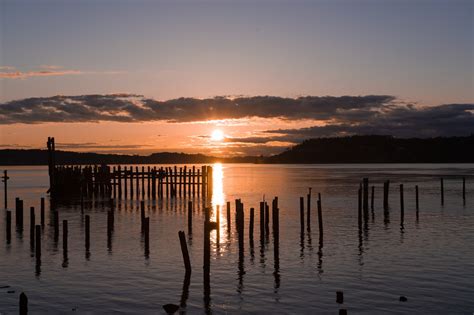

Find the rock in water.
xmin=399 ymin=296 xmax=408 ymax=302
xmin=163 ymin=303 xmax=179 ymax=314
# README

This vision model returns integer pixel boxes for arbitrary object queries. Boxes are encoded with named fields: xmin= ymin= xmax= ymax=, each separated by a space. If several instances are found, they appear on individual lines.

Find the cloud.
xmin=1 ymin=93 xmax=472 ymax=138
xmin=0 ymin=93 xmax=395 ymax=124
xmin=55 ymin=142 xmax=152 ymax=150
xmin=0 ymin=70 xmax=83 ymax=79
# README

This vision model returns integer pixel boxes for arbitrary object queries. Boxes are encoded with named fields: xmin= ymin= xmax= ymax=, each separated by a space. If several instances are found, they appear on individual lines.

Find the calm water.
xmin=1 ymin=164 xmax=473 ymax=314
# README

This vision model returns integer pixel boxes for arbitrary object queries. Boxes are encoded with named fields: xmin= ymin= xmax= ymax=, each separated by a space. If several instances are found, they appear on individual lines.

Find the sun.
xmin=211 ymin=129 xmax=224 ymax=141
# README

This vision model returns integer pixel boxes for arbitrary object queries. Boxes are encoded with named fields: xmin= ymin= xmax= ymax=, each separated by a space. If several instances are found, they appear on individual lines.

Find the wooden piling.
xmin=249 ymin=207 xmax=254 ymax=239
xmin=54 ymin=211 xmax=59 ymax=241
xmin=400 ymin=184 xmax=404 ymax=221
xmin=63 ymin=220 xmax=68 ymax=252
xmin=259 ymin=201 xmax=265 ymax=237
xmin=299 ymin=197 xmax=304 ymax=231
xmin=6 ymin=210 xmax=11 ymax=243
xmin=226 ymin=201 xmax=231 ymax=230
xmin=317 ymin=193 xmax=323 ymax=238
xmin=415 ymin=185 xmax=419 ymax=211
xmin=363 ymin=178 xmax=369 ymax=217
xmin=178 ymin=231 xmax=191 ymax=274
xmin=307 ymin=189 xmax=311 ymax=228
xmin=2 ymin=170 xmax=8 ymax=209
xmin=16 ymin=198 xmax=23 ymax=230
xmin=30 ymin=207 xmax=35 ymax=246
xmin=383 ymin=180 xmax=390 ymax=210
xmin=144 ymin=217 xmax=150 ymax=256
xmin=35 ymin=225 xmax=41 ymax=259
xmin=85 ymin=215 xmax=90 ymax=251
xmin=19 ymin=292 xmax=28 ymax=315
xmin=40 ymin=198 xmax=45 ymax=227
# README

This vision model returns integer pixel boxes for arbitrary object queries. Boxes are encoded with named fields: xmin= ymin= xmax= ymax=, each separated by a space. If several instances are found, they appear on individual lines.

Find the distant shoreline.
xmin=1 ymin=135 xmax=473 ymax=165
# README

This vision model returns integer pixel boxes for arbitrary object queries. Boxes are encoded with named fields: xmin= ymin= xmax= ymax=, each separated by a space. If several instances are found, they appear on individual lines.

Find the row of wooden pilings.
xmin=5 ymin=174 xmax=470 ymax=314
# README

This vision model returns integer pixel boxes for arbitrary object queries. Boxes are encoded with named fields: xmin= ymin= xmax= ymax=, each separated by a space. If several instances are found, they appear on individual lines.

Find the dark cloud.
xmin=262 ymin=103 xmax=474 ymax=141
xmin=0 ymin=94 xmax=395 ymax=124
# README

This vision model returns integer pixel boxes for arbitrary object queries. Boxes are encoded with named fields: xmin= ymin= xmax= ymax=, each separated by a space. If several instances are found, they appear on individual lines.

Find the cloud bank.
xmin=1 ymin=94 xmax=472 ymax=139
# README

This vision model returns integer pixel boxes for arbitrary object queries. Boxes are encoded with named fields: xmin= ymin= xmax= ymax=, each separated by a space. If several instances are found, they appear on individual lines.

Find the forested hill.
xmin=265 ymin=135 xmax=474 ymax=163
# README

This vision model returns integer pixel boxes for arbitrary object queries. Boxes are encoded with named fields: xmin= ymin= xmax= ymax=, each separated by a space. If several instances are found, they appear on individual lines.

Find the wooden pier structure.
xmin=46 ymin=137 xmax=213 ymax=200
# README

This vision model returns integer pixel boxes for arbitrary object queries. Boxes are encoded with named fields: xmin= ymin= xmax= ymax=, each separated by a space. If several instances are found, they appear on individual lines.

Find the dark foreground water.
xmin=1 ymin=164 xmax=473 ymax=314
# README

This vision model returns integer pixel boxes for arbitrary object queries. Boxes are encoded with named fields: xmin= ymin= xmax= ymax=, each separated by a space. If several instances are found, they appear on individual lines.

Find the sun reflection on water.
xmin=211 ymin=163 xmax=226 ymax=249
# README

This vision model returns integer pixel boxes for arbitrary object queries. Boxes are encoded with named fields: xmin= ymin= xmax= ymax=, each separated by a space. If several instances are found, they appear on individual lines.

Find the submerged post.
xmin=144 ymin=217 xmax=150 ymax=256
xmin=226 ymin=201 xmax=231 ymax=231
xmin=462 ymin=177 xmax=466 ymax=204
xmin=307 ymin=188 xmax=311 ymax=228
xmin=179 ymin=230 xmax=191 ymax=274
xmin=63 ymin=220 xmax=68 ymax=253
xmin=415 ymin=185 xmax=419 ymax=211
xmin=317 ymin=193 xmax=323 ymax=239
xmin=371 ymin=186 xmax=375 ymax=211
xmin=400 ymin=184 xmax=404 ymax=222
xmin=188 ymin=201 xmax=193 ymax=234
xmin=249 ymin=207 xmax=254 ymax=239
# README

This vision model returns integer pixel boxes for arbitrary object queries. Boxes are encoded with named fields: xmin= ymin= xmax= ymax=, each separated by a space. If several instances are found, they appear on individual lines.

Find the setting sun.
xmin=211 ymin=129 xmax=224 ymax=141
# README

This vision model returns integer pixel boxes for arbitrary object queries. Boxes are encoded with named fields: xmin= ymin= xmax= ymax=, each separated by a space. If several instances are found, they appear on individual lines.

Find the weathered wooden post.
xmin=265 ymin=202 xmax=269 ymax=235
xmin=35 ymin=224 xmax=41 ymax=260
xmin=358 ymin=186 xmax=362 ymax=227
xmin=54 ymin=211 xmax=59 ymax=242
xmin=226 ymin=201 xmax=231 ymax=231
xmin=249 ymin=207 xmax=254 ymax=239
xmin=363 ymin=178 xmax=369 ymax=218
xmin=63 ymin=220 xmax=68 ymax=252
xmin=123 ymin=166 xmax=128 ymax=198
xmin=307 ymin=188 xmax=311 ymax=228
xmin=6 ymin=210 xmax=11 ymax=243
xmin=336 ymin=291 xmax=344 ymax=304
xmin=383 ymin=180 xmax=390 ymax=210
xmin=415 ymin=185 xmax=419 ymax=211
xmin=19 ymin=292 xmax=28 ymax=315
xmin=299 ymin=197 xmax=304 ymax=231
xmin=203 ymin=207 xmax=211 ymax=275
xmin=216 ymin=205 xmax=220 ymax=243
xmin=400 ymin=184 xmax=404 ymax=222
xmin=188 ymin=201 xmax=193 ymax=234
xmin=16 ymin=198 xmax=23 ymax=230
xmin=440 ymin=178 xmax=444 ymax=205
xmin=2 ymin=170 xmax=8 ymax=209
xmin=144 ymin=217 xmax=150 ymax=256
xmin=30 ymin=207 xmax=35 ymax=248
xmin=85 ymin=215 xmax=90 ymax=251
xmin=40 ymin=198 xmax=45 ymax=227
xmin=317 ymin=193 xmax=323 ymax=239
xmin=178 ymin=231 xmax=191 ymax=274
xmin=259 ymin=201 xmax=265 ymax=238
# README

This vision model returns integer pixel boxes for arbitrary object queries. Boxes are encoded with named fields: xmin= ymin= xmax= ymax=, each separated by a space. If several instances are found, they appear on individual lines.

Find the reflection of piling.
xmin=6 ymin=210 xmax=11 ymax=243
xmin=40 ymin=198 xmax=45 ymax=227
xmin=299 ymin=197 xmax=304 ymax=232
xmin=440 ymin=178 xmax=444 ymax=205
xmin=179 ymin=231 xmax=191 ymax=274
xmin=188 ymin=201 xmax=193 ymax=234
xmin=85 ymin=215 xmax=90 ymax=251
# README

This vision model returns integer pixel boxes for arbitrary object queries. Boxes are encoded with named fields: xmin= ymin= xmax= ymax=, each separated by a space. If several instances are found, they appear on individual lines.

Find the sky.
xmin=1 ymin=0 xmax=473 ymax=156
